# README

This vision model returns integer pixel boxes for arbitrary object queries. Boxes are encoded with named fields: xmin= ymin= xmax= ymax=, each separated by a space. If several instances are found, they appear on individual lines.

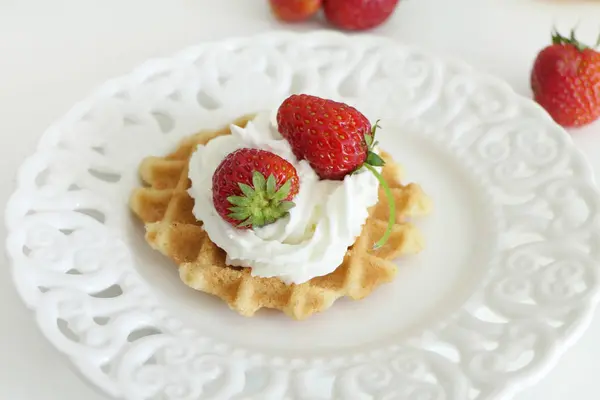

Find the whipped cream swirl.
xmin=188 ymin=111 xmax=380 ymax=284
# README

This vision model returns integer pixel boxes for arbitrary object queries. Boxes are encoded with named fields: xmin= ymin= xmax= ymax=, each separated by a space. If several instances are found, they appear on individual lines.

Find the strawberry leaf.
xmin=252 ymin=171 xmax=266 ymax=192
xmin=237 ymin=219 xmax=253 ymax=228
xmin=229 ymin=212 xmax=250 ymax=221
xmin=366 ymin=152 xmax=386 ymax=167
xmin=227 ymin=196 xmax=250 ymax=206
xmin=228 ymin=206 xmax=249 ymax=215
xmin=238 ymin=183 xmax=255 ymax=198
xmin=364 ymin=134 xmax=373 ymax=147
xmin=266 ymin=174 xmax=277 ymax=196
xmin=273 ymin=180 xmax=292 ymax=202
xmin=278 ymin=201 xmax=296 ymax=212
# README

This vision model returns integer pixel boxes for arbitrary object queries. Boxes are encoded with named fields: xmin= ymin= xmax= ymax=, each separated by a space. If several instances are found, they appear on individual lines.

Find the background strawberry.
xmin=269 ymin=0 xmax=322 ymax=23
xmin=212 ymin=148 xmax=299 ymax=229
xmin=277 ymin=94 xmax=382 ymax=180
xmin=322 ymin=0 xmax=399 ymax=31
xmin=531 ymin=29 xmax=600 ymax=128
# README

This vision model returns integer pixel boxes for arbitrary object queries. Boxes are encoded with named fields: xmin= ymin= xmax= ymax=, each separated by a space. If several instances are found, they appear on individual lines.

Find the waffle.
xmin=129 ymin=116 xmax=432 ymax=320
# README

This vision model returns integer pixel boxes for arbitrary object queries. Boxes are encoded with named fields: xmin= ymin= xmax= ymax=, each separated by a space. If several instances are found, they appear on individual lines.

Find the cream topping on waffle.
xmin=188 ymin=111 xmax=380 ymax=284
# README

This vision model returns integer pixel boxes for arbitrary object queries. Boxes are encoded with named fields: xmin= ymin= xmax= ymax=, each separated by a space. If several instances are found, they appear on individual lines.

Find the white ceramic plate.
xmin=6 ymin=31 xmax=600 ymax=400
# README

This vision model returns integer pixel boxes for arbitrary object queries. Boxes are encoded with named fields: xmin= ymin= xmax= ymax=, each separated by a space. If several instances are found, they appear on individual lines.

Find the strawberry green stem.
xmin=364 ymin=163 xmax=395 ymax=250
xmin=551 ymin=27 xmax=594 ymax=51
xmin=227 ymin=171 xmax=296 ymax=229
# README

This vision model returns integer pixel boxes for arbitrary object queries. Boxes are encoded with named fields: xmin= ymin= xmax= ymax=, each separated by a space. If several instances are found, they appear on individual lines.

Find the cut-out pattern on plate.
xmin=5 ymin=31 xmax=600 ymax=400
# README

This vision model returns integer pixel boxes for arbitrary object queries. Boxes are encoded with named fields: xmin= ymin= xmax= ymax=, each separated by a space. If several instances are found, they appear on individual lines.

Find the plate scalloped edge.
xmin=5 ymin=30 xmax=600 ymax=400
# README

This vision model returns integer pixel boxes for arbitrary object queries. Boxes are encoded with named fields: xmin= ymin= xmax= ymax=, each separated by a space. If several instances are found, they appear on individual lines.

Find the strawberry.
xmin=212 ymin=148 xmax=299 ymax=229
xmin=269 ymin=0 xmax=322 ymax=23
xmin=276 ymin=94 xmax=395 ymax=248
xmin=323 ymin=0 xmax=399 ymax=31
xmin=531 ymin=28 xmax=600 ymax=128
xmin=277 ymin=94 xmax=382 ymax=180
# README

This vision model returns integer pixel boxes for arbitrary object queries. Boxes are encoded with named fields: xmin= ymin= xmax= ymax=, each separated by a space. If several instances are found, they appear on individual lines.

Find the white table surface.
xmin=2 ymin=1 xmax=600 ymax=399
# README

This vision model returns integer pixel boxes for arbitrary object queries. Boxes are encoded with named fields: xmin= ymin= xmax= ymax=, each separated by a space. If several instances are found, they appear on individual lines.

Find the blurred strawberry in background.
xmin=531 ymin=28 xmax=600 ymax=128
xmin=323 ymin=0 xmax=400 ymax=31
xmin=269 ymin=0 xmax=400 ymax=31
xmin=270 ymin=0 xmax=322 ymax=22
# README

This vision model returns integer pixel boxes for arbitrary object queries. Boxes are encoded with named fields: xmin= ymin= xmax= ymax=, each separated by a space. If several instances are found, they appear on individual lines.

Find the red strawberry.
xmin=277 ymin=94 xmax=382 ymax=180
xmin=323 ymin=0 xmax=399 ymax=31
xmin=269 ymin=0 xmax=322 ymax=23
xmin=531 ymin=28 xmax=600 ymax=128
xmin=277 ymin=94 xmax=395 ymax=249
xmin=212 ymin=148 xmax=299 ymax=229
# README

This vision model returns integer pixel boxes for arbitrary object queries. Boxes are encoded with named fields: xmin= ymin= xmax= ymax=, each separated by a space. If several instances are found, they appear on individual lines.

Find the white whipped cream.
xmin=187 ymin=111 xmax=380 ymax=284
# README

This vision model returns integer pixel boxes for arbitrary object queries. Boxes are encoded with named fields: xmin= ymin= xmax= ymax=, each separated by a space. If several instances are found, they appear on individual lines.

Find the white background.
xmin=2 ymin=0 xmax=600 ymax=399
